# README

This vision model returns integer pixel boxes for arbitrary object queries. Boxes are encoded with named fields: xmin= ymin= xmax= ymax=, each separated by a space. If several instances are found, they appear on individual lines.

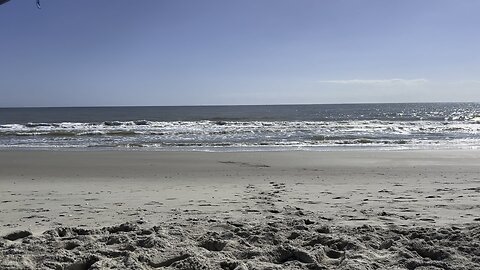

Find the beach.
xmin=3 ymin=0 xmax=480 ymax=268
xmin=1 ymin=149 xmax=479 ymax=269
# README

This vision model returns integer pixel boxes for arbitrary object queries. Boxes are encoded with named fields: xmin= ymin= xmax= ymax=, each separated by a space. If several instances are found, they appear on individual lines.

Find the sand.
xmin=0 ymin=149 xmax=479 ymax=269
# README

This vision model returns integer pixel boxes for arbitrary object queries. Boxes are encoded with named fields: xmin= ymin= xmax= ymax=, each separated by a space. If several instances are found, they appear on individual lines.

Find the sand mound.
xmin=1 ymin=216 xmax=479 ymax=270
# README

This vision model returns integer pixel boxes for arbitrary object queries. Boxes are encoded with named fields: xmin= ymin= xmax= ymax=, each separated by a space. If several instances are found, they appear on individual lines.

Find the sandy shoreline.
xmin=1 ymin=149 xmax=480 ymax=269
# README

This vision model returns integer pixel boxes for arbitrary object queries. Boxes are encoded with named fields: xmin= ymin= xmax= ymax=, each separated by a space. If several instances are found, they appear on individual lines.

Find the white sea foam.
xmin=0 ymin=119 xmax=479 ymax=150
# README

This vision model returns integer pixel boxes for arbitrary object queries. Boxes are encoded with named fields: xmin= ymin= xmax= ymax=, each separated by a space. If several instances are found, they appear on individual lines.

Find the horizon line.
xmin=0 ymin=101 xmax=479 ymax=109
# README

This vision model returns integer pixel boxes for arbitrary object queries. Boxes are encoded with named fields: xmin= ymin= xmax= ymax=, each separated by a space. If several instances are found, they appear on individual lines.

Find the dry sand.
xmin=0 ymin=150 xmax=479 ymax=269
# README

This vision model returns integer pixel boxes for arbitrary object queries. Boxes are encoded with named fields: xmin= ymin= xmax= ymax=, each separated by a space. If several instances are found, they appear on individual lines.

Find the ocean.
xmin=0 ymin=103 xmax=479 ymax=151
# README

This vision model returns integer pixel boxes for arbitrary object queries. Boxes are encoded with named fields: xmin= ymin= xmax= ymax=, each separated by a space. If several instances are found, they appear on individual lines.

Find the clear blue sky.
xmin=1 ymin=0 xmax=479 ymax=107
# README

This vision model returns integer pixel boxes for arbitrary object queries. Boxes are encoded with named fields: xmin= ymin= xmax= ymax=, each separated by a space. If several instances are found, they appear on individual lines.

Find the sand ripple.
xmin=1 ymin=216 xmax=479 ymax=270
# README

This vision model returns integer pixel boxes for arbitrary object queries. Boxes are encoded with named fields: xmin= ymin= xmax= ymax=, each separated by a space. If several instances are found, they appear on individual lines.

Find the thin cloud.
xmin=317 ymin=79 xmax=429 ymax=85
xmin=455 ymin=80 xmax=480 ymax=84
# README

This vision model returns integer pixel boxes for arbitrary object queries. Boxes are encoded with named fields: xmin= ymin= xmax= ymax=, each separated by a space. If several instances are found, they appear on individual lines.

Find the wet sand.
xmin=1 ymin=150 xmax=479 ymax=269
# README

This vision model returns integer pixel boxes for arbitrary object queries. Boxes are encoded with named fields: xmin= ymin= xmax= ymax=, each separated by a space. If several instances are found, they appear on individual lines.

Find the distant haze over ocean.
xmin=1 ymin=103 xmax=479 ymax=150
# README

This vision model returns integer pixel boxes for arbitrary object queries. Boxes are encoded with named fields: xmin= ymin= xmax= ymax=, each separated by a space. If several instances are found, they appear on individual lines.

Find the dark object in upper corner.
xmin=0 ymin=0 xmax=41 ymax=8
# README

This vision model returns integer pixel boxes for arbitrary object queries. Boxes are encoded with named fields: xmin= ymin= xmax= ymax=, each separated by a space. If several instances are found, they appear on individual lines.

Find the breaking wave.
xmin=0 ymin=118 xmax=479 ymax=150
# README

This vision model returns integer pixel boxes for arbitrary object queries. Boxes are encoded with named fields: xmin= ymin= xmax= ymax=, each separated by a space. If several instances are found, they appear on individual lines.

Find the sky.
xmin=1 ymin=0 xmax=479 ymax=107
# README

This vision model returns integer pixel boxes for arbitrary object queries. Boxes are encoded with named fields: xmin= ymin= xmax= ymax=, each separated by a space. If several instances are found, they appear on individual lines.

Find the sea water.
xmin=0 ymin=103 xmax=479 ymax=150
